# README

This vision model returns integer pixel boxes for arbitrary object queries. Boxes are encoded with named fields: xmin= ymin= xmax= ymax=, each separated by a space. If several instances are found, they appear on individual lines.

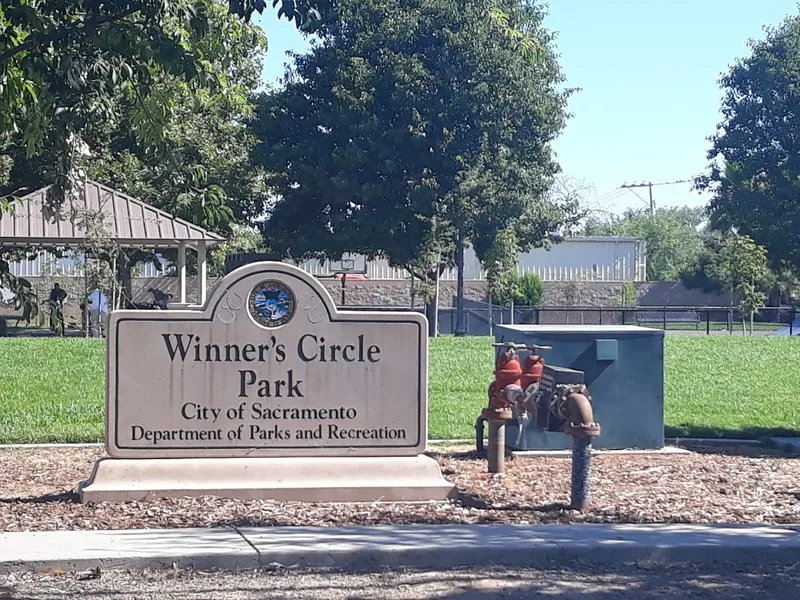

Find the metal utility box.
xmin=493 ymin=325 xmax=665 ymax=450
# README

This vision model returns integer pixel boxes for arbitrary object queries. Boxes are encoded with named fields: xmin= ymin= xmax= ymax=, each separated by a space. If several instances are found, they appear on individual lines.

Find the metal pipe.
xmin=475 ymin=416 xmax=486 ymax=453
xmin=487 ymin=420 xmax=506 ymax=473
xmin=564 ymin=393 xmax=597 ymax=432
xmin=562 ymin=392 xmax=601 ymax=512
xmin=571 ymin=437 xmax=592 ymax=511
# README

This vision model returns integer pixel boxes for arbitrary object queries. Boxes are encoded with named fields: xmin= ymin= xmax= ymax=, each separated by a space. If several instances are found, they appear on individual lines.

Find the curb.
xmin=2 ymin=524 xmax=800 ymax=573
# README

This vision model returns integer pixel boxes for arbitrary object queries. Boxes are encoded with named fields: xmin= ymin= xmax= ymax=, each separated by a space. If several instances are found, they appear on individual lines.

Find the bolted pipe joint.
xmin=562 ymin=392 xmax=601 ymax=440
xmin=560 ymin=391 xmax=601 ymax=512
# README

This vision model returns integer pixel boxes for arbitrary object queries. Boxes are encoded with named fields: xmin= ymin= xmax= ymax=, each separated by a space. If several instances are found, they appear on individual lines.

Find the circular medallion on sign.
xmin=248 ymin=280 xmax=296 ymax=328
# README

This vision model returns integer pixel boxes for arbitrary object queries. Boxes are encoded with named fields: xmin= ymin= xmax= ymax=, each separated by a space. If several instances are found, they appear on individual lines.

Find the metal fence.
xmin=344 ymin=304 xmax=800 ymax=336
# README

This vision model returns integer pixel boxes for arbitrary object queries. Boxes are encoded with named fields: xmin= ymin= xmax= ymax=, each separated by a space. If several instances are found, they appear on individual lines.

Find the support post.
xmin=178 ymin=242 xmax=187 ymax=305
xmin=487 ymin=420 xmax=506 ymax=474
xmin=455 ymin=228 xmax=465 ymax=336
xmin=198 ymin=241 xmax=207 ymax=306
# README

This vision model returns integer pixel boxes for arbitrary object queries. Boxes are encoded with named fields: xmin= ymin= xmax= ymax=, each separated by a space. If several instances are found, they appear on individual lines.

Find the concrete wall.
xmin=3 ymin=276 xmax=736 ymax=313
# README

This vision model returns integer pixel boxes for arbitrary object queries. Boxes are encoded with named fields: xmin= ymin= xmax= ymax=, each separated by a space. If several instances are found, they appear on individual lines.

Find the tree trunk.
xmin=425 ymin=269 xmax=439 ymax=338
xmin=455 ymin=229 xmax=465 ymax=336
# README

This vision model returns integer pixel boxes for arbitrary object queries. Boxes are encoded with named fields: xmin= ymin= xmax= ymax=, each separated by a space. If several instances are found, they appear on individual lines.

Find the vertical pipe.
xmin=570 ymin=437 xmax=592 ymax=511
xmin=178 ymin=242 xmax=187 ymax=305
xmin=487 ymin=420 xmax=506 ymax=473
xmin=706 ymin=309 xmax=711 ymax=335
xmin=198 ymin=240 xmax=207 ymax=305
xmin=475 ymin=417 xmax=486 ymax=453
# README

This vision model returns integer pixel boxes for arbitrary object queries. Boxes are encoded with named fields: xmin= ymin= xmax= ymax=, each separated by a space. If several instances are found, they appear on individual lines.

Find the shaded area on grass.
xmin=666 ymin=425 xmax=800 ymax=440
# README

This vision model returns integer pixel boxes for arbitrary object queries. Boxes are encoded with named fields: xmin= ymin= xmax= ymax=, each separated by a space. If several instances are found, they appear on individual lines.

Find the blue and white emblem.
xmin=248 ymin=280 xmax=296 ymax=328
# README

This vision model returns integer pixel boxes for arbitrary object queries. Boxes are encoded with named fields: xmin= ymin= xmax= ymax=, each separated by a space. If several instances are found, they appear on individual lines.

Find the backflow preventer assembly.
xmin=478 ymin=342 xmax=601 ymax=511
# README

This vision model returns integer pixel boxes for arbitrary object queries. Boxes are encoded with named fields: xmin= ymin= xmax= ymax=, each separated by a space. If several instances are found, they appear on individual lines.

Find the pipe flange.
xmin=552 ymin=384 xmax=592 ymax=419
xmin=563 ymin=422 xmax=602 ymax=439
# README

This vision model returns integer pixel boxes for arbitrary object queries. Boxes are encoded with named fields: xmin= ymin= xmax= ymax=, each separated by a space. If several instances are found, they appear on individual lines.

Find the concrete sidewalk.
xmin=1 ymin=524 xmax=799 ymax=573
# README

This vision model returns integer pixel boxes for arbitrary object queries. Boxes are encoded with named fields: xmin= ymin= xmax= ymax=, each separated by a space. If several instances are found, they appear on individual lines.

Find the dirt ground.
xmin=1 ymin=443 xmax=799 ymax=531
xmin=3 ymin=563 xmax=800 ymax=599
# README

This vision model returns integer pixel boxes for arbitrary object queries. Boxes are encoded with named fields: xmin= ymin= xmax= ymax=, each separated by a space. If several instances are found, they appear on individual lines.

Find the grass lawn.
xmin=1 ymin=335 xmax=799 ymax=443
xmin=1 ymin=338 xmax=105 ymax=444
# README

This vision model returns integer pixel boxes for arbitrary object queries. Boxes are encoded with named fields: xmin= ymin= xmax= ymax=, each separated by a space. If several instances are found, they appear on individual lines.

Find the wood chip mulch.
xmin=1 ymin=445 xmax=799 ymax=532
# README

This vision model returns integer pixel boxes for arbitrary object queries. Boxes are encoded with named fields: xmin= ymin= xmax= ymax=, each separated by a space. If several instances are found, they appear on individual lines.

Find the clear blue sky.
xmin=252 ymin=1 xmax=799 ymax=215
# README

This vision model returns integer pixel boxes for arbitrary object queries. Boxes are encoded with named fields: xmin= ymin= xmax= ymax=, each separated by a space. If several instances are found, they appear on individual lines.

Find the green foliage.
xmin=490 ymin=272 xmax=544 ymax=307
xmin=0 ymin=1 xmax=321 ymax=171
xmin=1 ymin=3 xmax=271 ymax=232
xmin=517 ymin=273 xmax=544 ymax=306
xmin=251 ymin=0 xmax=574 ymax=284
xmin=584 ymin=206 xmax=706 ymax=281
xmin=698 ymin=17 xmax=800 ymax=273
xmin=209 ymin=224 xmax=265 ymax=276
xmin=709 ymin=234 xmax=769 ymax=332
xmin=622 ymin=280 xmax=637 ymax=306
xmin=0 ymin=0 xmax=320 ymax=313
xmin=485 ymin=228 xmax=521 ymax=307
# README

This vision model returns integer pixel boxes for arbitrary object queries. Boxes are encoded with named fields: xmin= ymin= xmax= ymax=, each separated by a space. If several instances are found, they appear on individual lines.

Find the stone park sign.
xmin=80 ymin=262 xmax=455 ymax=503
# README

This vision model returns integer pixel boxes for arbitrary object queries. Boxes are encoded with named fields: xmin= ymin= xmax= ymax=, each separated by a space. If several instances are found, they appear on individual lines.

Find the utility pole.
xmin=620 ymin=179 xmax=692 ymax=216
xmin=620 ymin=182 xmax=655 ymax=216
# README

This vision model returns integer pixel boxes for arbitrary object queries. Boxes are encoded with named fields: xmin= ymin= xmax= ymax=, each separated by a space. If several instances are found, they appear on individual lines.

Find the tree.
xmin=697 ymin=16 xmax=800 ymax=274
xmin=250 ymin=0 xmax=574 ymax=330
xmin=708 ymin=234 xmax=769 ymax=335
xmin=0 ymin=1 xmax=324 ymax=180
xmin=2 ymin=10 xmax=270 ymax=229
xmin=584 ymin=206 xmax=706 ymax=281
xmin=0 ymin=0 xmax=323 ymax=314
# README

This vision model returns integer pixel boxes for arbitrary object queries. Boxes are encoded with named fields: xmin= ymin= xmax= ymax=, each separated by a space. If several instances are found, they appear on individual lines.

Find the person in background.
xmin=48 ymin=283 xmax=67 ymax=333
xmin=87 ymin=288 xmax=109 ymax=338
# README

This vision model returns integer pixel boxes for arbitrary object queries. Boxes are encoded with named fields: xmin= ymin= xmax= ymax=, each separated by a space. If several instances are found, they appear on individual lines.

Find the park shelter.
xmin=0 ymin=180 xmax=224 ymax=306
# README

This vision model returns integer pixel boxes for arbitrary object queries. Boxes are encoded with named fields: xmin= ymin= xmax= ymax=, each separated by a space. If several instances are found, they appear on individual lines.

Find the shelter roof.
xmin=0 ymin=180 xmax=224 ymax=248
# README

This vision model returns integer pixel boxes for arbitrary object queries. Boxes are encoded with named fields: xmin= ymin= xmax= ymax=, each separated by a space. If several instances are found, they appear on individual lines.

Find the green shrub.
xmin=489 ymin=272 xmax=543 ymax=306
xmin=622 ymin=281 xmax=637 ymax=306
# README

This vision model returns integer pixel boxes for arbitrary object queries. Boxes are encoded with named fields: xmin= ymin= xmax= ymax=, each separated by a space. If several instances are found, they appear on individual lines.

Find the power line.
xmin=619 ymin=179 xmax=693 ymax=215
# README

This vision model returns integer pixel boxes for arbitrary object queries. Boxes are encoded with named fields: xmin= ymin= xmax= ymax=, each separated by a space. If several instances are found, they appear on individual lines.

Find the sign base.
xmin=79 ymin=455 xmax=456 ymax=504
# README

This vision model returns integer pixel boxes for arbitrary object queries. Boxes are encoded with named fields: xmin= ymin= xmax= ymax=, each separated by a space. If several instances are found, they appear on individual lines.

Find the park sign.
xmin=79 ymin=262 xmax=454 ymax=503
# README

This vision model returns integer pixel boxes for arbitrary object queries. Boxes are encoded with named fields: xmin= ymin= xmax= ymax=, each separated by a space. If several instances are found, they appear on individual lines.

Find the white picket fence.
xmin=299 ymin=259 xmax=635 ymax=281
xmin=8 ymin=237 xmax=646 ymax=282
